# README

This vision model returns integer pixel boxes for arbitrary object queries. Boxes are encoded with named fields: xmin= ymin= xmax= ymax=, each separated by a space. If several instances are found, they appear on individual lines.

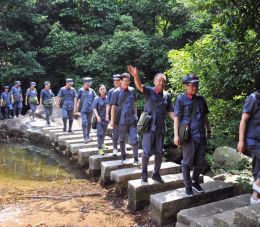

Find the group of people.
xmin=2 ymin=67 xmax=259 ymax=202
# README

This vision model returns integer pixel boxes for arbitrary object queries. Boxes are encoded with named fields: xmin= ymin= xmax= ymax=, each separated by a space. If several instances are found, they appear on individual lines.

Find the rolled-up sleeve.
xmin=243 ymin=94 xmax=255 ymax=114
xmin=174 ymin=96 xmax=183 ymax=117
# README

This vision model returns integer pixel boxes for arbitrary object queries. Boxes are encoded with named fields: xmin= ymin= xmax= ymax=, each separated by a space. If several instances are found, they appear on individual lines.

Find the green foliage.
xmin=166 ymin=0 xmax=260 ymax=149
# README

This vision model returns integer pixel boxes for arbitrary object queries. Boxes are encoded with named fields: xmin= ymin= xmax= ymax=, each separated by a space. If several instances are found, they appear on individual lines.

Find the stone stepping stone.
xmin=101 ymin=154 xmax=153 ymax=185
xmin=69 ymin=140 xmax=113 ymax=154
xmin=176 ymin=193 xmax=251 ymax=227
xmin=111 ymin=162 xmax=180 ymax=194
xmin=149 ymin=181 xmax=235 ymax=226
xmin=78 ymin=145 xmax=134 ymax=167
xmin=42 ymin=126 xmax=63 ymax=134
xmin=88 ymin=145 xmax=135 ymax=176
xmin=63 ymin=136 xmax=111 ymax=147
xmin=55 ymin=132 xmax=96 ymax=143
xmin=128 ymin=173 xmax=203 ymax=211
xmin=51 ymin=130 xmax=82 ymax=142
xmin=233 ymin=203 xmax=260 ymax=226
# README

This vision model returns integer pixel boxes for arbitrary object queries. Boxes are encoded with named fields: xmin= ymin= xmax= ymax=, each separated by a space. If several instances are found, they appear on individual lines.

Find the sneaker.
xmin=141 ymin=170 xmax=148 ymax=183
xmin=98 ymin=149 xmax=104 ymax=155
xmin=250 ymin=195 xmax=260 ymax=205
xmin=112 ymin=149 xmax=118 ymax=156
xmin=185 ymin=187 xmax=194 ymax=197
xmin=192 ymin=182 xmax=204 ymax=193
xmin=133 ymin=157 xmax=140 ymax=166
xmin=102 ymin=144 xmax=108 ymax=150
xmin=253 ymin=182 xmax=260 ymax=194
xmin=152 ymin=172 xmax=164 ymax=183
xmin=84 ymin=138 xmax=89 ymax=143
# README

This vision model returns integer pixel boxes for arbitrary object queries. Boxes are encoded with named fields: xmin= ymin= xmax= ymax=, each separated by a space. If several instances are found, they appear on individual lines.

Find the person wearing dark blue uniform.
xmin=0 ymin=86 xmax=13 ymax=119
xmin=106 ymin=74 xmax=121 ymax=156
xmin=57 ymin=78 xmax=77 ymax=132
xmin=238 ymin=71 xmax=260 ymax=204
xmin=174 ymin=74 xmax=210 ymax=197
xmin=77 ymin=77 xmax=97 ymax=143
xmin=40 ymin=81 xmax=55 ymax=125
xmin=110 ymin=73 xmax=139 ymax=165
xmin=11 ymin=80 xmax=23 ymax=118
xmin=128 ymin=65 xmax=175 ymax=182
xmin=93 ymin=84 xmax=108 ymax=155
xmin=25 ymin=82 xmax=39 ymax=121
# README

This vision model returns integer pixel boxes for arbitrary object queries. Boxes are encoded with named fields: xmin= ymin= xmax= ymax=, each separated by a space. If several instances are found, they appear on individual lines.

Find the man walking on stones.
xmin=128 ymin=65 xmax=175 ymax=183
xmin=25 ymin=82 xmax=39 ymax=121
xmin=40 ymin=81 xmax=55 ymax=125
xmin=110 ymin=73 xmax=139 ymax=165
xmin=106 ymin=74 xmax=121 ymax=156
xmin=77 ymin=77 xmax=97 ymax=143
xmin=57 ymin=78 xmax=77 ymax=132
xmin=0 ymin=86 xmax=13 ymax=119
xmin=174 ymin=74 xmax=210 ymax=197
xmin=238 ymin=71 xmax=260 ymax=204
xmin=93 ymin=84 xmax=108 ymax=155
xmin=11 ymin=80 xmax=23 ymax=118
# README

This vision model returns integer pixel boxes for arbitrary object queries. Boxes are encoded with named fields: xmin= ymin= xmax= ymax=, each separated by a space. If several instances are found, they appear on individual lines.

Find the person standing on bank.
xmin=106 ymin=74 xmax=121 ymax=156
xmin=128 ymin=65 xmax=175 ymax=183
xmin=237 ymin=71 xmax=260 ymax=204
xmin=110 ymin=73 xmax=139 ymax=165
xmin=0 ymin=86 xmax=13 ymax=119
xmin=93 ymin=84 xmax=108 ymax=155
xmin=25 ymin=82 xmax=39 ymax=121
xmin=174 ymin=74 xmax=210 ymax=197
xmin=40 ymin=81 xmax=55 ymax=125
xmin=11 ymin=80 xmax=23 ymax=118
xmin=57 ymin=78 xmax=77 ymax=132
xmin=77 ymin=77 xmax=97 ymax=143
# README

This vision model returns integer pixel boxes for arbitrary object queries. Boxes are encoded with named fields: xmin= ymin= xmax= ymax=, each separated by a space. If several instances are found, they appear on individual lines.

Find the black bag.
xmin=179 ymin=99 xmax=198 ymax=145
xmin=114 ymin=91 xmax=128 ymax=125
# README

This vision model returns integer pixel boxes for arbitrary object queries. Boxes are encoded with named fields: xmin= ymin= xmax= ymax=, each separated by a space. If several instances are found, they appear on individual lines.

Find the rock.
xmin=213 ymin=146 xmax=244 ymax=170
xmin=213 ymin=174 xmax=226 ymax=181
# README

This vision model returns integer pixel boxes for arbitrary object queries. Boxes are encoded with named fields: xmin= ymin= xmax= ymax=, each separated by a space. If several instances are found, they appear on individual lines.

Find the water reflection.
xmin=0 ymin=143 xmax=75 ymax=181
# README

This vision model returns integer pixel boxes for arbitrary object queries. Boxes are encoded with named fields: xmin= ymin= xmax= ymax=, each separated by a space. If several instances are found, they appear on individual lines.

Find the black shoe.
xmin=185 ymin=187 xmax=194 ymax=197
xmin=141 ymin=170 xmax=148 ymax=183
xmin=63 ymin=127 xmax=66 ymax=132
xmin=133 ymin=157 xmax=140 ymax=166
xmin=68 ymin=129 xmax=73 ymax=133
xmin=152 ymin=172 xmax=164 ymax=183
xmin=192 ymin=182 xmax=204 ymax=193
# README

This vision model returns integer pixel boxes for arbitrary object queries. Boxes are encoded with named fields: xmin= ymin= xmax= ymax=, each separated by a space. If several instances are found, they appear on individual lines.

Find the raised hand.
xmin=127 ymin=65 xmax=138 ymax=78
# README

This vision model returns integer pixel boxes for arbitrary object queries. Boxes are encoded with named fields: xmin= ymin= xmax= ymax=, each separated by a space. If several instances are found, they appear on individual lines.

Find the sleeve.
xmin=243 ymin=94 xmax=255 ymax=114
xmin=51 ymin=90 xmax=55 ymax=97
xmin=110 ymin=90 xmax=118 ymax=106
xmin=93 ymin=90 xmax=97 ymax=98
xmin=166 ymin=94 xmax=174 ymax=112
xmin=74 ymin=89 xmax=78 ymax=98
xmin=142 ymin=86 xmax=150 ymax=99
xmin=107 ymin=90 xmax=112 ymax=104
xmin=57 ymin=88 xmax=63 ymax=97
xmin=77 ymin=89 xmax=82 ymax=99
xmin=10 ymin=87 xmax=14 ymax=95
xmin=40 ymin=90 xmax=43 ymax=98
xmin=26 ymin=89 xmax=30 ymax=96
xmin=92 ymin=97 xmax=98 ymax=109
xmin=0 ymin=93 xmax=3 ymax=100
xmin=174 ymin=96 xmax=183 ymax=117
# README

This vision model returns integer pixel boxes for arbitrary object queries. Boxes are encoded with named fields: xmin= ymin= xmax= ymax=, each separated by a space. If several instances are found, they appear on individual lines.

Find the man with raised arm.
xmin=128 ymin=65 xmax=174 ymax=183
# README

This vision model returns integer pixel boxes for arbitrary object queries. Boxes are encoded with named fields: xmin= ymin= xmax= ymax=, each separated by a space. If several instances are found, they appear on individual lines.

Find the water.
xmin=0 ymin=143 xmax=83 ymax=181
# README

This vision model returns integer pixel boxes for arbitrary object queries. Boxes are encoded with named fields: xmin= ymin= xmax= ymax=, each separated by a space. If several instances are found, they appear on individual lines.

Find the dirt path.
xmin=0 ymin=178 xmax=149 ymax=227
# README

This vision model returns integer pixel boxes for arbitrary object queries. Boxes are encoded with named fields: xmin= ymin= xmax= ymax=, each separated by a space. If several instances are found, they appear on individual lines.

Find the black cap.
xmin=182 ymin=74 xmax=199 ymax=84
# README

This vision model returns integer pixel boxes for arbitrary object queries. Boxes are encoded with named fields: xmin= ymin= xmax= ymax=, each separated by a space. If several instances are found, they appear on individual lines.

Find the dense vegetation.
xmin=0 ymin=0 xmax=259 ymax=147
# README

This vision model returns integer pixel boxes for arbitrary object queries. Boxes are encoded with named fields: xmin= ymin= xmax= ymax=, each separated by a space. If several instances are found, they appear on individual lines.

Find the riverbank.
xmin=0 ymin=177 xmax=148 ymax=227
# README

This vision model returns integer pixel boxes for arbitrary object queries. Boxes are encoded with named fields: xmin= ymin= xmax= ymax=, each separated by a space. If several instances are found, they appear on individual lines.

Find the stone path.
xmin=41 ymin=125 xmax=259 ymax=227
